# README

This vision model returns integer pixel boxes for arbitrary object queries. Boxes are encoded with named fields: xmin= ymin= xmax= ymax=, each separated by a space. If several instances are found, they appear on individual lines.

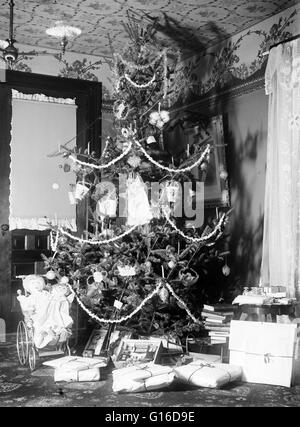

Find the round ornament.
xmin=52 ymin=183 xmax=60 ymax=190
xmin=45 ymin=270 xmax=56 ymax=281
xmin=222 ymin=264 xmax=231 ymax=276
xmin=60 ymin=276 xmax=69 ymax=285
xmin=159 ymin=287 xmax=169 ymax=303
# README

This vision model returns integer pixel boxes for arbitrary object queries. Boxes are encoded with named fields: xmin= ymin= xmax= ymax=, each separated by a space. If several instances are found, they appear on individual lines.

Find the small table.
xmin=238 ymin=303 xmax=297 ymax=323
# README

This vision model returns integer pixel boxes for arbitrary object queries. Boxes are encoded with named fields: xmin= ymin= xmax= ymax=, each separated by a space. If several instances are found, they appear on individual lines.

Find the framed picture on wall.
xmin=180 ymin=115 xmax=230 ymax=208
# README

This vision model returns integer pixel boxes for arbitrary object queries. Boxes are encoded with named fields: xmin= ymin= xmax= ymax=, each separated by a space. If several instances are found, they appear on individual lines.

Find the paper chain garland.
xmin=134 ymin=139 xmax=211 ymax=174
xmin=124 ymin=73 xmax=156 ymax=88
xmin=68 ymin=138 xmax=211 ymax=175
xmin=114 ymin=50 xmax=167 ymax=71
xmin=68 ymin=141 xmax=133 ymax=170
xmin=59 ymin=225 xmax=138 ymax=245
xmin=164 ymin=211 xmax=228 ymax=243
xmin=67 ymin=281 xmax=201 ymax=325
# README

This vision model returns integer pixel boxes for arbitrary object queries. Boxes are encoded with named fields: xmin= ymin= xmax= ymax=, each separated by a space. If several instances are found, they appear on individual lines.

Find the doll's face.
xmin=52 ymin=284 xmax=69 ymax=297
xmin=23 ymin=275 xmax=45 ymax=294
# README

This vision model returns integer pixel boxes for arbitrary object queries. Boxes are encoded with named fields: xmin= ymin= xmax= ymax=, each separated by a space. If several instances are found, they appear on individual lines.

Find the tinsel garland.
xmin=68 ymin=141 xmax=132 ymax=170
xmin=67 ymin=281 xmax=201 ymax=325
xmin=163 ymin=211 xmax=228 ymax=243
xmin=134 ymin=139 xmax=211 ymax=173
xmin=59 ymin=225 xmax=138 ymax=245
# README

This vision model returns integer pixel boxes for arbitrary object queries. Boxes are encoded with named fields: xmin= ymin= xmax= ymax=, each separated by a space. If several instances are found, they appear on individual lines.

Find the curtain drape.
xmin=261 ymin=39 xmax=300 ymax=298
xmin=9 ymin=90 xmax=77 ymax=231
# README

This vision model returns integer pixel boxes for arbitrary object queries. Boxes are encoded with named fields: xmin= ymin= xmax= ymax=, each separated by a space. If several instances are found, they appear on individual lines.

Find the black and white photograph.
xmin=0 ymin=0 xmax=299 ymax=411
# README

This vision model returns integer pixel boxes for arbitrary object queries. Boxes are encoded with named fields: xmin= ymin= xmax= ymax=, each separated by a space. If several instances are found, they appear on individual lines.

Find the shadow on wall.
xmin=225 ymin=112 xmax=266 ymax=292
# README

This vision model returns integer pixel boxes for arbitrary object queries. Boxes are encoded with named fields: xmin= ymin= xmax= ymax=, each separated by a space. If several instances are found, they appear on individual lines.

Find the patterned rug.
xmin=0 ymin=334 xmax=300 ymax=407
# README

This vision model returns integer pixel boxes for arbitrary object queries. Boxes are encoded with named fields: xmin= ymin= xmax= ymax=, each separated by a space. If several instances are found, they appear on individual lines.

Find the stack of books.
xmin=201 ymin=304 xmax=238 ymax=344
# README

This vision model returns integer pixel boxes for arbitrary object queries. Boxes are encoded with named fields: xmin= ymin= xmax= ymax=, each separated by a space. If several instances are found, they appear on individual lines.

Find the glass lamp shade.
xmin=0 ymin=39 xmax=9 ymax=50
xmin=46 ymin=21 xmax=82 ymax=40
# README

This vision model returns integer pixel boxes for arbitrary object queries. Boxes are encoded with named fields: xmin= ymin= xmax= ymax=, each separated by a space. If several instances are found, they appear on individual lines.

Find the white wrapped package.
xmin=229 ymin=321 xmax=297 ymax=387
xmin=174 ymin=360 xmax=242 ymax=388
xmin=232 ymin=295 xmax=269 ymax=305
xmin=43 ymin=356 xmax=107 ymax=372
xmin=112 ymin=364 xmax=174 ymax=382
xmin=113 ymin=372 xmax=175 ymax=393
xmin=54 ymin=367 xmax=100 ymax=382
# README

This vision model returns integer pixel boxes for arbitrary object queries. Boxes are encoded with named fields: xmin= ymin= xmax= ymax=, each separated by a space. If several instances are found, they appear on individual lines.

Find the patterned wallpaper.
xmin=0 ymin=4 xmax=299 ymax=102
xmin=170 ymin=5 xmax=300 ymax=104
xmin=0 ymin=0 xmax=297 ymax=58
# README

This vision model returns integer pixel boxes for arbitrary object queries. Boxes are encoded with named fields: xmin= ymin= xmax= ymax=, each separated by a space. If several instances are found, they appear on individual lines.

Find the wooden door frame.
xmin=0 ymin=70 xmax=102 ymax=331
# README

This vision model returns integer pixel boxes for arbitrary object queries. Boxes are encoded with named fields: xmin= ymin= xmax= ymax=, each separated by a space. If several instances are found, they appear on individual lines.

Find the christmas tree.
xmin=43 ymin=18 xmax=230 ymax=347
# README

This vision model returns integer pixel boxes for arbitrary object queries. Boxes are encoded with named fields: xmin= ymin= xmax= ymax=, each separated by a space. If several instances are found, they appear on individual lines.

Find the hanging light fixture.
xmin=46 ymin=21 xmax=82 ymax=56
xmin=0 ymin=0 xmax=52 ymax=69
xmin=0 ymin=0 xmax=18 ymax=66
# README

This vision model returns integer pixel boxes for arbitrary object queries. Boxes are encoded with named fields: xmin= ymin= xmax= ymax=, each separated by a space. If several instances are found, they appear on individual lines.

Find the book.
xmin=201 ymin=311 xmax=228 ymax=320
xmin=204 ymin=322 xmax=231 ymax=329
xmin=203 ymin=319 xmax=228 ymax=325
xmin=210 ymin=338 xmax=227 ymax=344
xmin=209 ymin=331 xmax=230 ymax=337
xmin=203 ymin=304 xmax=238 ymax=313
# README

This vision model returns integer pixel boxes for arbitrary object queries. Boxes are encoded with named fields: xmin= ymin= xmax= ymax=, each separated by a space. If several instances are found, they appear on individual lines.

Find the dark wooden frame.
xmin=0 ymin=70 xmax=102 ymax=331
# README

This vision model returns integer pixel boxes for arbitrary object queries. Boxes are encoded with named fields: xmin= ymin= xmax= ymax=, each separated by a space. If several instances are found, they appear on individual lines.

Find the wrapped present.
xmin=112 ymin=364 xmax=174 ymax=382
xmin=229 ymin=321 xmax=297 ymax=387
xmin=43 ymin=356 xmax=107 ymax=371
xmin=54 ymin=367 xmax=101 ymax=382
xmin=174 ymin=360 xmax=242 ymax=389
xmin=112 ymin=364 xmax=175 ymax=393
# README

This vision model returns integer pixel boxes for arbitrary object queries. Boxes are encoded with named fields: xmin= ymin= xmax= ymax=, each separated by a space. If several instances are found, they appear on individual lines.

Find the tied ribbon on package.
xmin=264 ymin=353 xmax=273 ymax=364
xmin=186 ymin=362 xmax=232 ymax=385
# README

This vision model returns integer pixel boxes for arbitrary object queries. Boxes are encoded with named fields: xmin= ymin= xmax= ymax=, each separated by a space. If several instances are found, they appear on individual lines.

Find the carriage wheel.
xmin=16 ymin=321 xmax=29 ymax=365
xmin=28 ymin=346 xmax=36 ymax=371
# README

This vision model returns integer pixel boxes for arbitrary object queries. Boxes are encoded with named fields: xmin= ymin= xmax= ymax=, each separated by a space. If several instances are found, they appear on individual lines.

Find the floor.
xmin=0 ymin=334 xmax=300 ymax=407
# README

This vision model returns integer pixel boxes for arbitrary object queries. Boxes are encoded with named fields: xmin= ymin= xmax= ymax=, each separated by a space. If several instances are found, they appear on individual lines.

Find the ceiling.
xmin=0 ymin=0 xmax=297 ymax=58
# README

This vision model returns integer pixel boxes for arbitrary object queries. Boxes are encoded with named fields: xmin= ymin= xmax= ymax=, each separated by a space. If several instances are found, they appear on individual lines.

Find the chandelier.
xmin=46 ymin=21 xmax=82 ymax=56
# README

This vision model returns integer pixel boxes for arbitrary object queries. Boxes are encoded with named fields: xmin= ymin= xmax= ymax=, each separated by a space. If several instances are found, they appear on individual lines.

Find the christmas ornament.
xmin=164 ymin=181 xmax=181 ymax=203
xmin=200 ymin=161 xmax=208 ymax=171
xmin=114 ymin=300 xmax=123 ymax=310
xmin=93 ymin=271 xmax=104 ymax=283
xmin=222 ymin=263 xmax=231 ymax=276
xmin=127 ymin=155 xmax=141 ymax=168
xmin=63 ymin=163 xmax=71 ymax=173
xmin=74 ymin=181 xmax=91 ymax=201
xmin=220 ymin=169 xmax=228 ymax=180
xmin=60 ymin=276 xmax=69 ymax=285
xmin=52 ymin=183 xmax=60 ymax=190
xmin=159 ymin=286 xmax=169 ymax=303
xmin=117 ymin=265 xmax=136 ymax=277
xmin=168 ymin=260 xmax=176 ymax=269
xmin=146 ymin=136 xmax=156 ymax=145
xmin=149 ymin=109 xmax=170 ymax=129
xmin=126 ymin=173 xmax=153 ymax=226
xmin=59 ymin=236 xmax=68 ymax=245
xmin=178 ymin=268 xmax=199 ymax=286
xmin=113 ymin=100 xmax=129 ymax=120
xmin=45 ymin=270 xmax=56 ymax=281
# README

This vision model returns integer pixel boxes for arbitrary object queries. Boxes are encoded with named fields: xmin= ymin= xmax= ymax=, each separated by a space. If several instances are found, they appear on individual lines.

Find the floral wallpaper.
xmin=0 ymin=4 xmax=298 ymax=105
xmin=170 ymin=5 xmax=300 ymax=104
xmin=0 ymin=0 xmax=296 ymax=58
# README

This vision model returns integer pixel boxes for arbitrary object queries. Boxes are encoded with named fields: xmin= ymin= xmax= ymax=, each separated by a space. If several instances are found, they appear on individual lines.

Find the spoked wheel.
xmin=28 ymin=346 xmax=37 ymax=371
xmin=16 ymin=321 xmax=29 ymax=366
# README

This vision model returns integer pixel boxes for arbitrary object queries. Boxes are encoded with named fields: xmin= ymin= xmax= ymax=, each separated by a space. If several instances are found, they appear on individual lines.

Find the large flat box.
xmin=229 ymin=321 xmax=297 ymax=387
xmin=113 ymin=339 xmax=163 ymax=369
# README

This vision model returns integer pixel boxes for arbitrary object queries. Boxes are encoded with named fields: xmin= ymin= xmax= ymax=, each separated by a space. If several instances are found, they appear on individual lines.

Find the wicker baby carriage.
xmin=16 ymin=275 xmax=72 ymax=371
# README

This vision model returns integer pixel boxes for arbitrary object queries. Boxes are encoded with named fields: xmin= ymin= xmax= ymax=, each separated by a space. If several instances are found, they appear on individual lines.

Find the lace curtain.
xmin=10 ymin=90 xmax=77 ymax=231
xmin=261 ymin=39 xmax=300 ymax=298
